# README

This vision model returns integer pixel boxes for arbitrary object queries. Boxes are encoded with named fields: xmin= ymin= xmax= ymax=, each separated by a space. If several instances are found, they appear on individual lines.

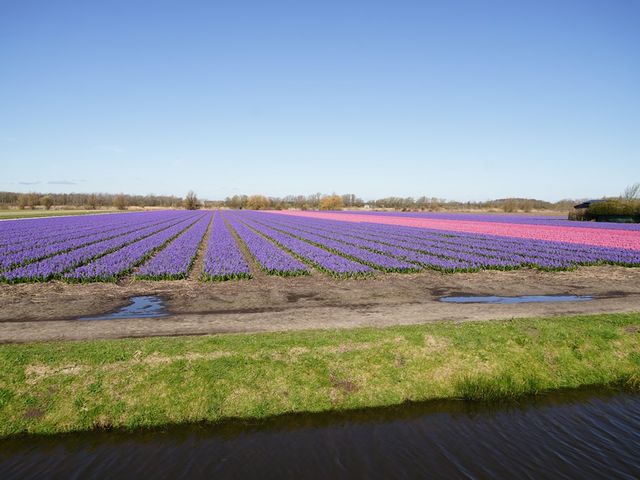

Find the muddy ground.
xmin=1 ymin=266 xmax=639 ymax=343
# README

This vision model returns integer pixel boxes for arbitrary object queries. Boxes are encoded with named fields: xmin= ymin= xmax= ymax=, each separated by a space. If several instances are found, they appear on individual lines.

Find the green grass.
xmin=0 ymin=209 xmax=121 ymax=220
xmin=0 ymin=312 xmax=638 ymax=437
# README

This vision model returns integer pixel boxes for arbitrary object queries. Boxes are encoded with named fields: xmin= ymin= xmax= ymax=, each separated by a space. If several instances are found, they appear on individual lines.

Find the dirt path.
xmin=1 ymin=266 xmax=639 ymax=343
xmin=186 ymin=212 xmax=214 ymax=280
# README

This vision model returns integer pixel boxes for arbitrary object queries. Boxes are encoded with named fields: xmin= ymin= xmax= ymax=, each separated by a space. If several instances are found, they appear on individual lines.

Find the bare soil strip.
xmin=186 ymin=212 xmax=214 ymax=280
xmin=1 ymin=266 xmax=639 ymax=343
xmin=221 ymin=214 xmax=265 ymax=279
xmin=231 ymin=214 xmax=329 ymax=277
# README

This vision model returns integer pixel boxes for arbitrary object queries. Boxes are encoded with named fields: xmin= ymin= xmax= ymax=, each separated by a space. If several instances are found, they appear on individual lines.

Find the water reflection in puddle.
xmin=439 ymin=295 xmax=593 ymax=304
xmin=80 ymin=296 xmax=167 ymax=320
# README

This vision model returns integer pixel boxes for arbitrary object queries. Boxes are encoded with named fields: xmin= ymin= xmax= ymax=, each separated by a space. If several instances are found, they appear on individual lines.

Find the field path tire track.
xmin=221 ymin=212 xmax=268 ymax=280
xmin=186 ymin=212 xmax=215 ymax=280
xmin=225 ymin=211 xmax=326 ymax=278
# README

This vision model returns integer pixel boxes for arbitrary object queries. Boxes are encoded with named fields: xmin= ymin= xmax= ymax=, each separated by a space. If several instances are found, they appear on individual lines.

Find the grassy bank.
xmin=0 ymin=312 xmax=638 ymax=437
xmin=0 ymin=209 xmax=121 ymax=220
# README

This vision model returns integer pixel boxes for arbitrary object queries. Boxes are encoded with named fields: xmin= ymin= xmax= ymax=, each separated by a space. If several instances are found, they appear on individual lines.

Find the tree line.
xmin=211 ymin=193 xmax=364 ymax=211
xmin=0 ymin=190 xmax=610 ymax=213
xmin=0 ymin=192 xmax=183 ymax=210
xmin=212 ymin=194 xmax=577 ymax=212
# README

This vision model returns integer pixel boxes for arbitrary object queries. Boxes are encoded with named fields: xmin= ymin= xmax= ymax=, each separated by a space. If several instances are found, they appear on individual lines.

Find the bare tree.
xmin=184 ymin=191 xmax=200 ymax=210
xmin=114 ymin=193 xmax=127 ymax=210
xmin=622 ymin=182 xmax=640 ymax=200
xmin=87 ymin=194 xmax=98 ymax=210
xmin=18 ymin=194 xmax=28 ymax=210
xmin=27 ymin=192 xmax=40 ymax=210
xmin=41 ymin=196 xmax=53 ymax=210
xmin=246 ymin=195 xmax=270 ymax=210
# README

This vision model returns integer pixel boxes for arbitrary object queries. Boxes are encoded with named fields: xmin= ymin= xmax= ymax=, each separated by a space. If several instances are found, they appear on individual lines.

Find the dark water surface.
xmin=79 ymin=296 xmax=167 ymax=320
xmin=440 ymin=294 xmax=593 ymax=304
xmin=1 ymin=389 xmax=639 ymax=479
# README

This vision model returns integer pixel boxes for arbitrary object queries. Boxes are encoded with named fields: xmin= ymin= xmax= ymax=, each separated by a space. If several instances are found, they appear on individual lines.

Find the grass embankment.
xmin=0 ymin=312 xmax=638 ymax=437
xmin=0 ymin=209 xmax=120 ymax=220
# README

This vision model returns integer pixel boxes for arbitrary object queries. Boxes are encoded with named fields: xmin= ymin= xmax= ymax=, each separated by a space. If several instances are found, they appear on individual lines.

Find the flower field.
xmin=1 ymin=210 xmax=639 ymax=283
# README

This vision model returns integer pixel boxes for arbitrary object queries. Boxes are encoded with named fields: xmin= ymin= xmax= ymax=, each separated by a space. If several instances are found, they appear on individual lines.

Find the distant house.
xmin=574 ymin=199 xmax=603 ymax=210
xmin=572 ymin=198 xmax=639 ymax=223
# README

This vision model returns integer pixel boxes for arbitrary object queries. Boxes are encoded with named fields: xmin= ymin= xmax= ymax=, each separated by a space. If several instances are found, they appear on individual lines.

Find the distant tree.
xmin=246 ymin=195 xmax=270 ymax=210
xmin=339 ymin=194 xmax=363 ymax=208
xmin=41 ymin=195 xmax=54 ymax=210
xmin=26 ymin=192 xmax=40 ymax=210
xmin=622 ymin=182 xmax=640 ymax=200
xmin=114 ymin=193 xmax=127 ymax=210
xmin=319 ymin=194 xmax=344 ymax=210
xmin=144 ymin=194 xmax=159 ymax=207
xmin=225 ymin=195 xmax=248 ymax=209
xmin=87 ymin=194 xmax=98 ymax=210
xmin=309 ymin=193 xmax=322 ymax=209
xmin=17 ymin=194 xmax=28 ymax=210
xmin=184 ymin=191 xmax=200 ymax=210
xmin=341 ymin=193 xmax=357 ymax=208
xmin=502 ymin=199 xmax=517 ymax=213
xmin=0 ymin=189 xmax=585 ymax=213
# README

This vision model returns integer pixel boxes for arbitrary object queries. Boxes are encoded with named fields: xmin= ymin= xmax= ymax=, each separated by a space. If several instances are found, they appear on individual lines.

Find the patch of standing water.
xmin=439 ymin=295 xmax=593 ymax=304
xmin=79 ymin=296 xmax=167 ymax=320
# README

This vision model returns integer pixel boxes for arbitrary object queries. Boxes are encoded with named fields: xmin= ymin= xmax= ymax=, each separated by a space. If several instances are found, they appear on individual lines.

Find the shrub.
xmin=184 ymin=191 xmax=200 ymax=210
xmin=586 ymin=199 xmax=640 ymax=222
xmin=568 ymin=210 xmax=587 ymax=221
xmin=319 ymin=194 xmax=344 ymax=210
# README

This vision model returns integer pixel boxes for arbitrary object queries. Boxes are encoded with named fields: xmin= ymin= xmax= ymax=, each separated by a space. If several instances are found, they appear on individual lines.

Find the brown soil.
xmin=1 ymin=266 xmax=639 ymax=343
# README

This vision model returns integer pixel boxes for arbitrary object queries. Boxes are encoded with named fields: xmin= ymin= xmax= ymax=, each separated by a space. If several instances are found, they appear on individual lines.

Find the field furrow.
xmin=63 ymin=215 xmax=201 ymax=281
xmin=202 ymin=212 xmax=252 ymax=281
xmin=0 ymin=209 xmax=638 ymax=283
xmin=230 ymin=215 xmax=373 ymax=277
xmin=224 ymin=213 xmax=308 ymax=276
xmin=136 ymin=212 xmax=213 ymax=279
xmin=256 ymin=212 xmax=640 ymax=270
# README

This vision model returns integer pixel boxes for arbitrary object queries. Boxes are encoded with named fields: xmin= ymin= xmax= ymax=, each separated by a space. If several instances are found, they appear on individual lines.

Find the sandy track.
xmin=1 ymin=266 xmax=639 ymax=343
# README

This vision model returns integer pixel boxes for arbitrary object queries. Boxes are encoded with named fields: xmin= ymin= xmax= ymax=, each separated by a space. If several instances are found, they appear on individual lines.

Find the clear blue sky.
xmin=1 ymin=0 xmax=638 ymax=201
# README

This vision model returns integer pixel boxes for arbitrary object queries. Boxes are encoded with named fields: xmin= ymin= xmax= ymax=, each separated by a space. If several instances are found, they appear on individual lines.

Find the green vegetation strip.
xmin=0 ymin=210 xmax=122 ymax=220
xmin=0 ymin=312 xmax=638 ymax=437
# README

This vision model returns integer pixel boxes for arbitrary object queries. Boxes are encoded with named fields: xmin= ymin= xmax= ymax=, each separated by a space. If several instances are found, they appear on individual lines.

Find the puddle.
xmin=79 ymin=296 xmax=168 ymax=320
xmin=439 ymin=295 xmax=593 ymax=304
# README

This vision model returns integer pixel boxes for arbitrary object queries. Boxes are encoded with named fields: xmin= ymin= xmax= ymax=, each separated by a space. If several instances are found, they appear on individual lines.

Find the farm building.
xmin=574 ymin=199 xmax=604 ymax=210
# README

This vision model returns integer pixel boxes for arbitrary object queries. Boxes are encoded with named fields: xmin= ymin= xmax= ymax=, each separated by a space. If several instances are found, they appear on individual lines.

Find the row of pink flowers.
xmin=271 ymin=211 xmax=640 ymax=251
